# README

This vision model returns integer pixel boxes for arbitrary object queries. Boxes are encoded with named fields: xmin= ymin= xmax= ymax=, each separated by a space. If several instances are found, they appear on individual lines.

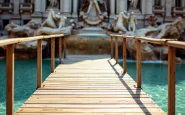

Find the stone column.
xmin=161 ymin=0 xmax=165 ymax=6
xmin=117 ymin=0 xmax=127 ymax=14
xmin=141 ymin=0 xmax=146 ymax=14
xmin=31 ymin=0 xmax=42 ymax=23
xmin=165 ymin=0 xmax=172 ymax=21
xmin=110 ymin=0 xmax=115 ymax=18
xmin=11 ymin=0 xmax=21 ymax=24
xmin=146 ymin=0 xmax=153 ymax=14
xmin=182 ymin=0 xmax=185 ymax=7
xmin=119 ymin=0 xmax=127 ymax=13
xmin=62 ymin=0 xmax=72 ymax=17
xmin=72 ymin=0 xmax=78 ymax=17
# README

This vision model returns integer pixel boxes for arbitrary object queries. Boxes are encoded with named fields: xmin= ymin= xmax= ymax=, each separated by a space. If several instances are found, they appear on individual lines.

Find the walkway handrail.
xmin=0 ymin=34 xmax=65 ymax=46
xmin=0 ymin=34 xmax=67 ymax=115
xmin=110 ymin=34 xmax=184 ymax=115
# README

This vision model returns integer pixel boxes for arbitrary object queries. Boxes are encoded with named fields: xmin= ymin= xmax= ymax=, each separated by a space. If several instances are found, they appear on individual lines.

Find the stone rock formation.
xmin=136 ymin=17 xmax=183 ymax=39
xmin=5 ymin=20 xmax=40 ymax=38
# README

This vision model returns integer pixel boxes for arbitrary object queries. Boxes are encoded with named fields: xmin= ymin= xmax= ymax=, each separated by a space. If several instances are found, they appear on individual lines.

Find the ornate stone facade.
xmin=0 ymin=0 xmax=185 ymax=35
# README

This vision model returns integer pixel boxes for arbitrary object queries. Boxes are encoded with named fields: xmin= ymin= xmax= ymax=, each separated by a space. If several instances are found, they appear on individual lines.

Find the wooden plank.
xmin=16 ymin=108 xmax=164 ymax=113
xmin=115 ymin=37 xmax=118 ymax=64
xmin=136 ymin=40 xmax=141 ymax=88
xmin=6 ymin=44 xmax=14 ymax=115
xmin=51 ymin=38 xmax=55 ymax=73
xmin=15 ymin=113 xmax=165 ymax=115
xmin=37 ymin=39 xmax=42 ymax=89
xmin=168 ymin=46 xmax=176 ymax=115
xmin=30 ymin=94 xmax=150 ymax=98
xmin=59 ymin=37 xmax=63 ymax=64
xmin=123 ymin=37 xmax=127 ymax=73
xmin=21 ymin=103 xmax=159 ymax=108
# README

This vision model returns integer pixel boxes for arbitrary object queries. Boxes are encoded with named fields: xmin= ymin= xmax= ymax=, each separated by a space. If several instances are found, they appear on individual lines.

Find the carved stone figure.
xmin=35 ymin=9 xmax=71 ymax=35
xmin=147 ymin=14 xmax=158 ymax=27
xmin=129 ymin=0 xmax=138 ymax=9
xmin=113 ymin=12 xmax=129 ymax=33
xmin=128 ymin=12 xmax=137 ymax=32
xmin=5 ymin=20 xmax=40 ymax=37
xmin=48 ymin=0 xmax=58 ymax=7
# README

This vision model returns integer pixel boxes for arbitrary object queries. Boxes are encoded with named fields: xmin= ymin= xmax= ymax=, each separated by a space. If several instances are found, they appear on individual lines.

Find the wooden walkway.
xmin=15 ymin=55 xmax=166 ymax=115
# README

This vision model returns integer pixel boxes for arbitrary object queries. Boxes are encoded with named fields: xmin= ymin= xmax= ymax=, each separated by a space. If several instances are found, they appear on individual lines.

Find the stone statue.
xmin=113 ymin=12 xmax=129 ymax=33
xmin=5 ymin=20 xmax=40 ymax=37
xmin=129 ymin=0 xmax=138 ymax=9
xmin=147 ymin=14 xmax=158 ymax=27
xmin=128 ymin=12 xmax=137 ymax=32
xmin=35 ymin=9 xmax=72 ymax=36
xmin=48 ymin=0 xmax=58 ymax=7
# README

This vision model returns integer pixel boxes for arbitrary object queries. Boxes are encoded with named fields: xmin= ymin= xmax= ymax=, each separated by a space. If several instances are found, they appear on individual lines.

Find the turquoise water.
xmin=0 ymin=59 xmax=58 ymax=115
xmin=119 ymin=61 xmax=185 ymax=115
xmin=0 ymin=59 xmax=184 ymax=115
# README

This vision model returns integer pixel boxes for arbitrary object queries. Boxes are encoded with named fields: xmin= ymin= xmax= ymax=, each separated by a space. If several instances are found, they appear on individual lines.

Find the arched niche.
xmin=46 ymin=0 xmax=60 ymax=10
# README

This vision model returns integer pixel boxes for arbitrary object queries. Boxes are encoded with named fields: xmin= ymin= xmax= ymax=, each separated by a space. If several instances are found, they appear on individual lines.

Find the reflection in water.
xmin=119 ymin=61 xmax=185 ymax=115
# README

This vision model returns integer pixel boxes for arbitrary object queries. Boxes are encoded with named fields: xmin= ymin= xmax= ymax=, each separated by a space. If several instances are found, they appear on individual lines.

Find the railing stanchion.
xmin=111 ymin=36 xmax=113 ymax=58
xmin=6 ymin=44 xmax=14 ymax=115
xmin=123 ymin=37 xmax=127 ymax=73
xmin=64 ymin=36 xmax=67 ymax=59
xmin=51 ymin=38 xmax=55 ymax=73
xmin=59 ymin=37 xmax=63 ymax=64
xmin=168 ymin=46 xmax=176 ymax=115
xmin=136 ymin=39 xmax=141 ymax=88
xmin=115 ymin=37 xmax=118 ymax=64
xmin=37 ymin=39 xmax=42 ymax=88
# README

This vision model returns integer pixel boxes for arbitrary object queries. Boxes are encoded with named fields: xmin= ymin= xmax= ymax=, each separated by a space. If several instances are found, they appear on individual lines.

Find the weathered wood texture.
xmin=51 ymin=38 xmax=55 ymax=73
xmin=168 ymin=46 xmax=176 ymax=115
xmin=123 ymin=38 xmax=126 ymax=73
xmin=37 ymin=39 xmax=42 ymax=89
xmin=136 ymin=40 xmax=141 ymax=88
xmin=59 ymin=37 xmax=63 ymax=64
xmin=16 ymin=55 xmax=166 ymax=115
xmin=115 ymin=37 xmax=118 ymax=64
xmin=6 ymin=44 xmax=14 ymax=115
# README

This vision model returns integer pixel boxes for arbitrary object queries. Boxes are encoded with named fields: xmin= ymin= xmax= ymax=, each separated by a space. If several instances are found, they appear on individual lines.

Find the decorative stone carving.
xmin=147 ymin=14 xmax=158 ymax=27
xmin=128 ymin=12 xmax=137 ymax=32
xmin=113 ymin=12 xmax=129 ymax=33
xmin=35 ymin=9 xmax=72 ymax=35
xmin=5 ymin=20 xmax=40 ymax=38
xmin=80 ymin=0 xmax=108 ymax=26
